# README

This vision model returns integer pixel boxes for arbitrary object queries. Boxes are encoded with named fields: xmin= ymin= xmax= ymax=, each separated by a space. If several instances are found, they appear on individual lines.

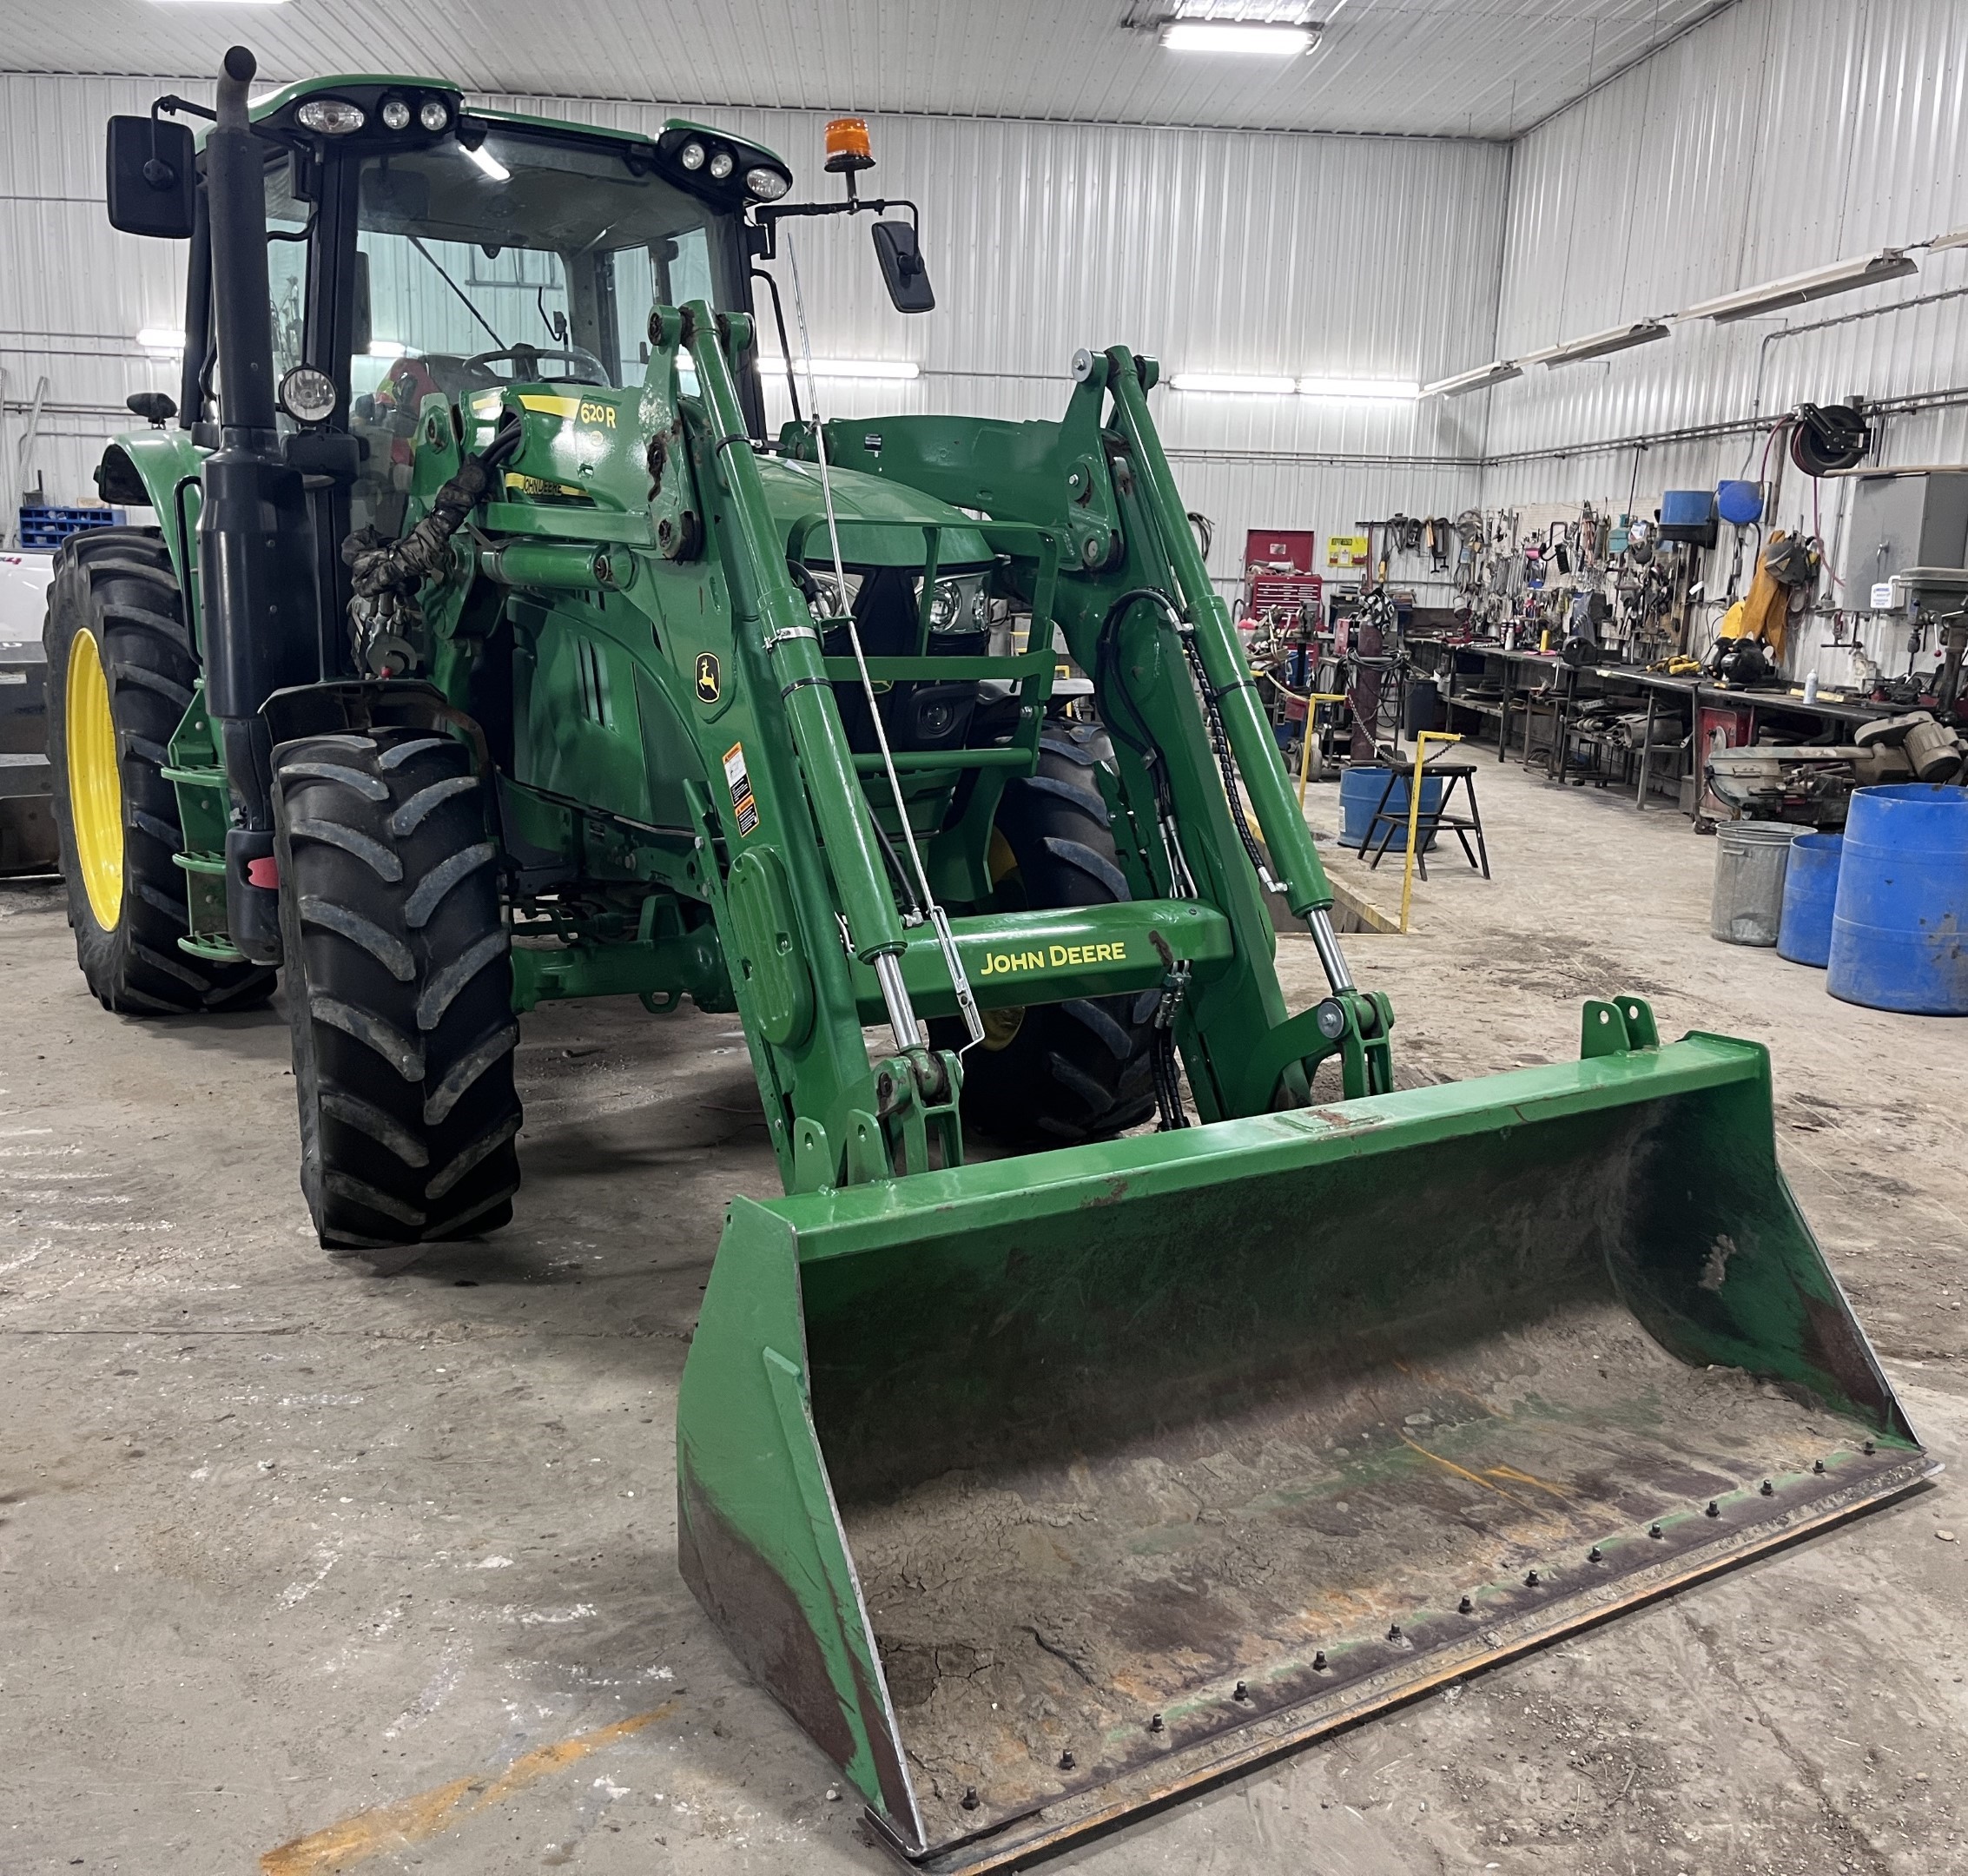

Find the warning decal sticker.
xmin=723 ymin=742 xmax=759 ymax=837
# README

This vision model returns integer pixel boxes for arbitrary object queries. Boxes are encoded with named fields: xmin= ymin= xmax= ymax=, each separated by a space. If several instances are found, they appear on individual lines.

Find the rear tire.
xmin=41 ymin=526 xmax=274 ymax=1014
xmin=943 ymin=719 xmax=1156 ymax=1146
xmin=273 ymin=728 xmax=522 ymax=1268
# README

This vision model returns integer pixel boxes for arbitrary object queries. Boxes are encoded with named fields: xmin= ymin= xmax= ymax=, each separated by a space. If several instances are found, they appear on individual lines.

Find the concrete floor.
xmin=3 ymin=754 xmax=1965 ymax=1876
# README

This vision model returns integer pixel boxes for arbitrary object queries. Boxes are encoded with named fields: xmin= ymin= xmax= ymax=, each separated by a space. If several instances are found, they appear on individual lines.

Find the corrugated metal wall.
xmin=1478 ymin=0 xmax=1968 ymax=677
xmin=0 ymin=73 xmax=1504 ymax=590
xmin=22 ymin=7 xmax=1958 ymax=635
xmin=0 ymin=75 xmax=189 ymax=520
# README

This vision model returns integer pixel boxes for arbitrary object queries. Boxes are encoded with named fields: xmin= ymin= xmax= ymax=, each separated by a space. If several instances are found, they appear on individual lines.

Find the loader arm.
xmin=807 ymin=346 xmax=1393 ymax=1115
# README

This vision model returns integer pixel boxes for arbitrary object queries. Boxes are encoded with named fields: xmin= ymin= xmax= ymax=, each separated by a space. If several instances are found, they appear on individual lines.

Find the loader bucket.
xmin=676 ymin=1001 xmax=1929 ymax=1873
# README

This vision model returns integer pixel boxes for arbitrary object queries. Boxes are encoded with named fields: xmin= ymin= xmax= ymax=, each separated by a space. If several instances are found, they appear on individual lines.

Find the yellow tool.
xmin=1399 ymin=730 xmax=1462 ymax=933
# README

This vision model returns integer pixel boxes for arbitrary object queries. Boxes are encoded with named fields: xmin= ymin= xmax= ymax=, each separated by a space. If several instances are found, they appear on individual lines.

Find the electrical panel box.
xmin=1842 ymin=471 xmax=1968 ymax=602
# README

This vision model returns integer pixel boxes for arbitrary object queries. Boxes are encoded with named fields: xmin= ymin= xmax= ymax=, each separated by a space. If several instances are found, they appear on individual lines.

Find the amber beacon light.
xmin=823 ymin=116 xmax=875 ymax=174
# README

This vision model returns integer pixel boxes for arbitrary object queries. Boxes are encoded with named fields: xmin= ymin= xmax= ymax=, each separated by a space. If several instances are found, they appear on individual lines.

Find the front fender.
xmin=96 ymin=429 xmax=208 ymax=585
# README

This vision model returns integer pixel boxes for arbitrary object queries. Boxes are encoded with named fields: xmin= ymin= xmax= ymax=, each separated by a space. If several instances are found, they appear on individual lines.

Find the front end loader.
xmin=50 ymin=48 xmax=1931 ymax=1871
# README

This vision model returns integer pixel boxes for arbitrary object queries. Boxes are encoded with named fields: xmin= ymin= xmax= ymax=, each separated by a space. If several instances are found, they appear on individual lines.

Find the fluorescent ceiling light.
xmin=1536 ymin=320 xmax=1671 ymax=367
xmin=1170 ymin=372 xmax=1298 ymax=395
xmin=1422 ymin=360 xmax=1521 ymax=398
xmin=148 ymin=1 xmax=287 ymax=7
xmin=135 ymin=327 xmax=186 ymax=352
xmin=1298 ymin=376 xmax=1419 ymax=400
xmin=762 ymin=357 xmax=920 ymax=380
xmin=1926 ymin=226 xmax=1968 ymax=253
xmin=464 ymin=142 xmax=510 ymax=182
xmin=1684 ymin=249 xmax=1917 ymax=322
xmin=367 ymin=340 xmax=408 ymax=360
xmin=1160 ymin=22 xmax=1315 ymax=55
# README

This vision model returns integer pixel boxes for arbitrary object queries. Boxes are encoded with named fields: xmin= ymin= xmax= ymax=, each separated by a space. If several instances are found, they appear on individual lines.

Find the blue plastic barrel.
xmin=1339 ymin=765 xmax=1443 ymax=851
xmin=1826 ymin=785 xmax=1968 ymax=1014
xmin=1776 ymin=833 xmax=1842 ymax=967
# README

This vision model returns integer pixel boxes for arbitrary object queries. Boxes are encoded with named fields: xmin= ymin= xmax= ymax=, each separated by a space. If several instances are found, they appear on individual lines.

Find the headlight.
xmin=708 ymin=149 xmax=735 ymax=182
xmin=679 ymin=141 xmax=706 ymax=171
xmin=278 ymin=366 xmax=338 ymax=426
xmin=917 ymin=575 xmax=990 ymax=636
xmin=745 ymin=167 xmax=790 ymax=201
xmin=296 ymin=97 xmax=366 ymax=135
xmin=419 ymin=98 xmax=451 ymax=132
xmin=380 ymin=97 xmax=411 ymax=131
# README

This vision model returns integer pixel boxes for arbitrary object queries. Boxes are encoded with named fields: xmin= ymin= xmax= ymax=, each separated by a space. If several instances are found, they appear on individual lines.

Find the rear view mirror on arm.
xmin=871 ymin=220 xmax=934 ymax=314
xmin=107 ymin=116 xmax=196 ymax=239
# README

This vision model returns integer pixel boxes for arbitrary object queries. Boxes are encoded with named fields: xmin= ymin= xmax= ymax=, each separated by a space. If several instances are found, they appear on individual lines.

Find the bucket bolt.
xmin=1386 ymin=1622 xmax=1403 ymax=1643
xmin=1524 ymin=1569 xmax=1542 ymax=1587
xmin=1457 ymin=1595 xmax=1474 ymax=1615
xmin=1705 ymin=1500 xmax=1720 ymax=1519
xmin=1311 ymin=1650 xmax=1328 ymax=1671
xmin=1587 ymin=1547 xmax=1603 ymax=1563
xmin=1760 ymin=1480 xmax=1775 ymax=1496
xmin=1232 ymin=1681 xmax=1251 ymax=1703
xmin=1813 ymin=1459 xmax=1826 ymax=1475
xmin=1148 ymin=1713 xmax=1165 ymax=1735
xmin=961 ymin=1786 xmax=981 ymax=1812
xmin=1059 ymin=1751 xmax=1076 ymax=1771
xmin=1648 ymin=1523 xmax=1663 ymax=1539
xmin=1864 ymin=1440 xmax=1877 ymax=1456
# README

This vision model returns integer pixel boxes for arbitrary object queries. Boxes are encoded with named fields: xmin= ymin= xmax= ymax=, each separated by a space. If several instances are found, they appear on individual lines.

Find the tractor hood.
xmin=756 ymin=455 xmax=994 ymax=571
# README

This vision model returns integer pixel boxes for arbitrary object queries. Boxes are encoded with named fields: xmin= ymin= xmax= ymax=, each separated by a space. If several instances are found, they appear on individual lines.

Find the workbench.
xmin=1407 ymin=639 xmax=1908 ymax=818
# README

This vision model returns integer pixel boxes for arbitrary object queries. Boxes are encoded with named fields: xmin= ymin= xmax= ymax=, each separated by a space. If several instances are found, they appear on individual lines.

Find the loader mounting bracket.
xmin=1582 ymin=994 xmax=1661 ymax=1057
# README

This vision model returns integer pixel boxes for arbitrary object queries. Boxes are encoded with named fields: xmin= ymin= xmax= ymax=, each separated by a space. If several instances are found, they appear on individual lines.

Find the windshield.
xmin=353 ymin=126 xmax=738 ymax=395
xmin=347 ymin=124 xmax=743 ymax=534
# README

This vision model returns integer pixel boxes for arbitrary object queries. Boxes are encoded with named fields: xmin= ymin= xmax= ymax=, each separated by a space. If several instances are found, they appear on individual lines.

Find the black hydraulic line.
xmin=1146 ymin=930 xmax=1191 ymax=1131
xmin=1093 ymin=587 xmax=1173 ymax=762
xmin=1175 ymin=622 xmax=1269 ymax=884
xmin=870 ymin=815 xmax=922 ymax=921
xmin=342 ymin=417 xmax=524 ymax=615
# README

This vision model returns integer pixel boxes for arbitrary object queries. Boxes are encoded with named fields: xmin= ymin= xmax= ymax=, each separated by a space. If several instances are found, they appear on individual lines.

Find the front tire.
xmin=942 ymin=720 xmax=1157 ymax=1146
xmin=42 ymin=527 xmax=274 ymax=1014
xmin=273 ymin=728 xmax=522 ymax=1267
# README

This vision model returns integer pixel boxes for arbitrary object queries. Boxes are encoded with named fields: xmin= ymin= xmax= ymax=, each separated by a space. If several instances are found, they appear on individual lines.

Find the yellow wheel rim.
xmin=66 ymin=628 xmax=124 ymax=932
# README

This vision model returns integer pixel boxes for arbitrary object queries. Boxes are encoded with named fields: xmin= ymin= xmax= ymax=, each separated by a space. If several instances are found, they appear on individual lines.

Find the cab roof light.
xmin=296 ymin=96 xmax=366 ymax=135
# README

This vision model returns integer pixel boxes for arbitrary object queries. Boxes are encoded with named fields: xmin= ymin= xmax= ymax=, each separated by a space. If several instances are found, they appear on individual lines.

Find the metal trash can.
xmin=1711 ymin=819 xmax=1805 ymax=947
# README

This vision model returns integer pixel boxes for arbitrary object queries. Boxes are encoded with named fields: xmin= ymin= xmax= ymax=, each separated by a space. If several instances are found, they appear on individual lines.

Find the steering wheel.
xmin=465 ymin=342 xmax=611 ymax=386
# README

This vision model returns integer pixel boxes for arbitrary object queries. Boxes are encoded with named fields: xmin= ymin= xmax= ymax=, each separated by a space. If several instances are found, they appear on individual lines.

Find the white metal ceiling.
xmin=0 ymin=0 xmax=1737 ymax=140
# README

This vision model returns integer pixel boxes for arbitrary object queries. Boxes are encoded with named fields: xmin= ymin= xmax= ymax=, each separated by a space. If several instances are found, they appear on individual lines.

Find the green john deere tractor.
xmin=50 ymin=45 xmax=1929 ymax=1872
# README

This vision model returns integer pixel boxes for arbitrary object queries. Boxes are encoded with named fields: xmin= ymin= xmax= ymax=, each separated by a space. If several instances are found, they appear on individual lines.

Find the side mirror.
xmin=871 ymin=221 xmax=934 ymax=314
xmin=107 ymin=116 xmax=196 ymax=239
xmin=126 ymin=391 xmax=177 ymax=427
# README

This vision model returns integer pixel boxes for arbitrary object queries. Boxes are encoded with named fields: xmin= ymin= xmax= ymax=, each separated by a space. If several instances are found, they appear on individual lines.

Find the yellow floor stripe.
xmin=260 ymin=1699 xmax=680 ymax=1875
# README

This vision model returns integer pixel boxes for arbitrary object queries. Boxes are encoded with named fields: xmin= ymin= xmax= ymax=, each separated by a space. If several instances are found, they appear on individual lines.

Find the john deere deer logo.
xmin=694 ymin=652 xmax=721 ymax=703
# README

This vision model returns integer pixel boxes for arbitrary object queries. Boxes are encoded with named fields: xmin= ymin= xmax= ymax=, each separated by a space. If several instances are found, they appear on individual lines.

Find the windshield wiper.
xmin=407 ymin=234 xmax=504 ymax=348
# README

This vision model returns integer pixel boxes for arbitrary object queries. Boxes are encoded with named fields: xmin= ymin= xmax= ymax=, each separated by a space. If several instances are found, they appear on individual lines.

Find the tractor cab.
xmin=125 ymin=77 xmax=783 ymax=551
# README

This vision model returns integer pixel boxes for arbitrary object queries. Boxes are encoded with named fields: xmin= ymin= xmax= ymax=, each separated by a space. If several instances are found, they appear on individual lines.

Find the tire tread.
xmin=274 ymin=729 xmax=521 ymax=1265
